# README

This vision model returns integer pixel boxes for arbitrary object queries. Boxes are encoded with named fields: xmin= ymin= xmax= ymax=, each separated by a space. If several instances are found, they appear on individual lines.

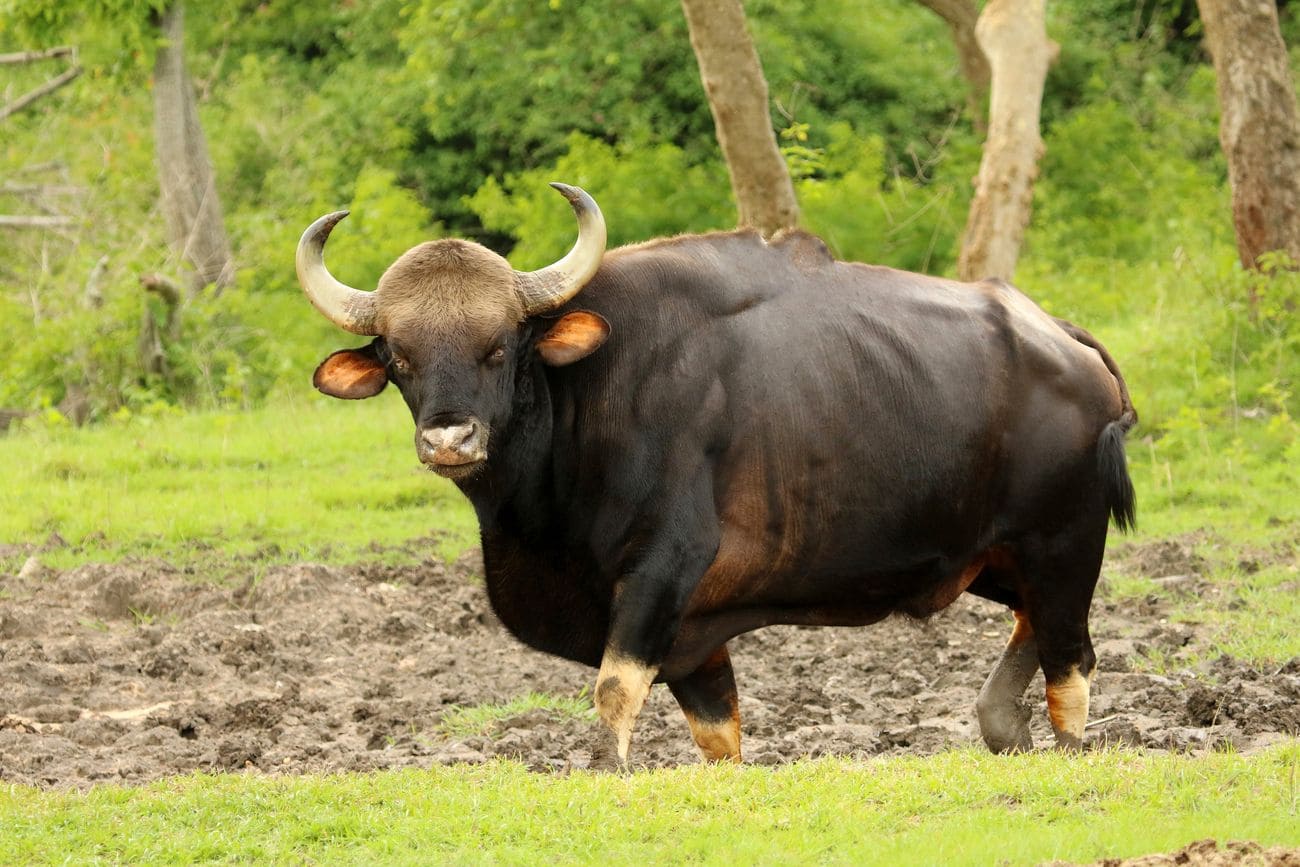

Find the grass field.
xmin=3 ymin=748 xmax=1298 ymax=865
xmin=3 ymin=383 xmax=1299 ymax=864
xmin=0 ymin=391 xmax=478 ymax=571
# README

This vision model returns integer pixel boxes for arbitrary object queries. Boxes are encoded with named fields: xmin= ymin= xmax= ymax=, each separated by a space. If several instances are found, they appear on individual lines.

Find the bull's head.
xmin=298 ymin=183 xmax=610 ymax=480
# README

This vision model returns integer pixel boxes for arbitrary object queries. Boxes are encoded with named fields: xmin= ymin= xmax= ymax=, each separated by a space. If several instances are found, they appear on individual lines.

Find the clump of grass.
xmin=439 ymin=691 xmax=596 ymax=738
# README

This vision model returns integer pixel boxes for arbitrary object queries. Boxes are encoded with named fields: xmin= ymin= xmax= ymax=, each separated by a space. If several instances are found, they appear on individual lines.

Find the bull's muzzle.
xmin=417 ymin=421 xmax=488 ymax=477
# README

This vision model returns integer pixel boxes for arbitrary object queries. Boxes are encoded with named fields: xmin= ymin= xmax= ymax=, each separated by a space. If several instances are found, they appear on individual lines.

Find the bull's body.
xmin=300 ymin=186 xmax=1135 ymax=760
xmin=473 ymin=228 xmax=1127 ymax=686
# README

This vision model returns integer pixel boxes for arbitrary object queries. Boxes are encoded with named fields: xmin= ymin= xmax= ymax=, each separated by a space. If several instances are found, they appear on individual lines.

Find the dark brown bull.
xmin=298 ymin=184 xmax=1136 ymax=762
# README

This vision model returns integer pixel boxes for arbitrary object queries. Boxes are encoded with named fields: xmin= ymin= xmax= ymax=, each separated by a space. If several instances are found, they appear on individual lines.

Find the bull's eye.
xmin=392 ymin=356 xmax=412 ymax=374
xmin=486 ymin=346 xmax=507 ymax=365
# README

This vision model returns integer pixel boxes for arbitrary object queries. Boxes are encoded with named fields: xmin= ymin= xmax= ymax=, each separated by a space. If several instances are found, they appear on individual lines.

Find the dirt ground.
xmin=1080 ymin=838 xmax=1300 ymax=866
xmin=1 ymin=536 xmax=1297 ymax=790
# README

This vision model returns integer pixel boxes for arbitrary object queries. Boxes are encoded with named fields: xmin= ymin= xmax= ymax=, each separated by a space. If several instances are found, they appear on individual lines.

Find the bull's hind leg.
xmin=1019 ymin=519 xmax=1107 ymax=751
xmin=975 ymin=610 xmax=1039 ymax=753
xmin=667 ymin=644 xmax=741 ymax=763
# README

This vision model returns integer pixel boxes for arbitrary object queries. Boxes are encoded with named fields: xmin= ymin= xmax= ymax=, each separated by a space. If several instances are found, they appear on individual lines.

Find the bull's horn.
xmin=296 ymin=210 xmax=380 ymax=336
xmin=514 ymin=183 xmax=607 ymax=315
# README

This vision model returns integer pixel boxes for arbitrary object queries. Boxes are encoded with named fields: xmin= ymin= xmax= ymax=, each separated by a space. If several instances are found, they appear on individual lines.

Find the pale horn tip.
xmin=548 ymin=183 xmax=596 ymax=214
xmin=300 ymin=210 xmax=351 ymax=248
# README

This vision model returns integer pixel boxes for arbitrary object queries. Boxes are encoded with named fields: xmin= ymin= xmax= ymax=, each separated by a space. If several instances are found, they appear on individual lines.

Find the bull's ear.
xmin=313 ymin=342 xmax=388 ymax=399
xmin=537 ymin=310 xmax=610 ymax=366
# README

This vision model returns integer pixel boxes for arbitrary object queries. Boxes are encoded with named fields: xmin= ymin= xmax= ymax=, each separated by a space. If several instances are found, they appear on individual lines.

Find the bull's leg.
xmin=1044 ymin=663 xmax=1093 ymax=751
xmin=667 ymin=644 xmax=741 ymax=763
xmin=975 ymin=610 xmax=1039 ymax=753
xmin=1033 ymin=598 xmax=1098 ymax=751
xmin=595 ymin=551 xmax=715 ymax=763
xmin=1018 ymin=520 xmax=1106 ymax=752
xmin=595 ymin=651 xmax=660 ymax=764
xmin=593 ymin=479 xmax=719 ymax=763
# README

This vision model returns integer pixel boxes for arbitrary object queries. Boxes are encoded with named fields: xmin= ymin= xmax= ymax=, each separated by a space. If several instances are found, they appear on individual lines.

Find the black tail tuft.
xmin=1098 ymin=413 xmax=1137 ymax=532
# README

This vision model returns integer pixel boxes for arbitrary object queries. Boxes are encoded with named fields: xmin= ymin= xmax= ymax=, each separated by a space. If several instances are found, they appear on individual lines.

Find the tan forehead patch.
xmin=374 ymin=239 xmax=523 ymax=334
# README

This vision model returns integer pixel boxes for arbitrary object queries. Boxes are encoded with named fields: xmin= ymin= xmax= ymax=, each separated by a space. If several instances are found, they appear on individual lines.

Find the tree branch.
xmin=0 ymin=46 xmax=74 ymax=65
xmin=1 ymin=183 xmax=85 ymax=196
xmin=0 ymin=65 xmax=83 ymax=122
xmin=13 ymin=161 xmax=67 ymax=175
xmin=140 ymin=273 xmax=182 ymax=306
xmin=0 ymin=214 xmax=74 ymax=228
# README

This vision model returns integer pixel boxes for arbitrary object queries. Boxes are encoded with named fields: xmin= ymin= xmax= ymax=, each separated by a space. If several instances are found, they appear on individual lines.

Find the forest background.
xmin=1 ymin=0 xmax=1296 ymax=448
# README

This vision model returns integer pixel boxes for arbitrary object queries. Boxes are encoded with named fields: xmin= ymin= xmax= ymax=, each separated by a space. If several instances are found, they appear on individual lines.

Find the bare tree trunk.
xmin=915 ymin=0 xmax=990 ymax=134
xmin=681 ymin=0 xmax=799 ymax=237
xmin=1196 ymin=0 xmax=1300 ymax=270
xmin=152 ymin=2 xmax=233 ymax=295
xmin=957 ymin=0 xmax=1055 ymax=282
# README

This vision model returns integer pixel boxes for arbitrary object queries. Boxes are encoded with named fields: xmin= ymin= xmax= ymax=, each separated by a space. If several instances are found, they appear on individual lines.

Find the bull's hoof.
xmin=977 ymin=698 xmax=1034 ymax=754
xmin=1052 ymin=729 xmax=1084 ymax=752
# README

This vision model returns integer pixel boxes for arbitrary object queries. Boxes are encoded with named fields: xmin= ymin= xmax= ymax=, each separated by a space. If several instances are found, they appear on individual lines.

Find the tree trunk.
xmin=152 ymin=2 xmax=233 ymax=295
xmin=680 ymin=0 xmax=799 ymax=237
xmin=1196 ymin=0 xmax=1300 ymax=269
xmin=915 ymin=0 xmax=990 ymax=134
xmin=956 ymin=0 xmax=1055 ymax=282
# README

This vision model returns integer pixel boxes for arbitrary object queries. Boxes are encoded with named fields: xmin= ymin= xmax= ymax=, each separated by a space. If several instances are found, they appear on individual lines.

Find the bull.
xmin=297 ymin=184 xmax=1137 ymax=762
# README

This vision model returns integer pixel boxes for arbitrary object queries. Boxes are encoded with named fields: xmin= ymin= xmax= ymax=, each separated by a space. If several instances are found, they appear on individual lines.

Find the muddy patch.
xmin=1076 ymin=839 xmax=1300 ymax=866
xmin=1 ymin=542 xmax=1297 ymax=788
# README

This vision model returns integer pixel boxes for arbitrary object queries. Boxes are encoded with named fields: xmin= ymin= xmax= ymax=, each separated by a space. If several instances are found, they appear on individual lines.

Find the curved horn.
xmin=514 ymin=183 xmax=608 ymax=315
xmin=295 ymin=210 xmax=379 ymax=336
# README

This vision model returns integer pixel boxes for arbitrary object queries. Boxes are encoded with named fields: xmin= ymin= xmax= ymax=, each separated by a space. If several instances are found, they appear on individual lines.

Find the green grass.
xmin=440 ymin=691 xmax=597 ymax=738
xmin=0 ymin=389 xmax=478 ymax=570
xmin=2 ymin=747 xmax=1297 ymax=865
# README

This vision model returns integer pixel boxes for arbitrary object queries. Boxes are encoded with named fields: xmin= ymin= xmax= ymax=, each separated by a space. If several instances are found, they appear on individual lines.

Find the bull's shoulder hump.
xmin=605 ymin=228 xmax=839 ymax=277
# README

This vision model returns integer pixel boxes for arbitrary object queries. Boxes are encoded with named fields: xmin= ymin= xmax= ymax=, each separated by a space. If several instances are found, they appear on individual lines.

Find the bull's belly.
xmin=661 ymin=554 xmax=990 ymax=681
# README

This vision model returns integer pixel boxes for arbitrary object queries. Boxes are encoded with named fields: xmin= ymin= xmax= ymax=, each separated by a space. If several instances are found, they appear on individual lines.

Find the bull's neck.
xmin=457 ymin=359 xmax=559 ymax=539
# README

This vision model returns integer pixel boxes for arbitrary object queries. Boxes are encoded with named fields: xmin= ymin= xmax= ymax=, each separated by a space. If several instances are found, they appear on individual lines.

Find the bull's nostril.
xmin=456 ymin=420 xmax=479 ymax=448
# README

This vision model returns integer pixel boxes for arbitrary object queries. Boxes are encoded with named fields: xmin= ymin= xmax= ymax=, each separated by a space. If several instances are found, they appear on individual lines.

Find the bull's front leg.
xmin=595 ymin=651 xmax=659 ymax=764
xmin=595 ymin=518 xmax=717 ymax=764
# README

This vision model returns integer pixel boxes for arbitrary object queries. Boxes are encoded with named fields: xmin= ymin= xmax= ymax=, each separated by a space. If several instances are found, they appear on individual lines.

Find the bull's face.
xmin=297 ymin=184 xmax=609 ymax=480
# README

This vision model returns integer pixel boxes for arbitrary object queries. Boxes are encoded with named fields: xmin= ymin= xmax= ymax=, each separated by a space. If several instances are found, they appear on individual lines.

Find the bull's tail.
xmin=1098 ymin=415 xmax=1137 ymax=532
xmin=1053 ymin=316 xmax=1138 ymax=532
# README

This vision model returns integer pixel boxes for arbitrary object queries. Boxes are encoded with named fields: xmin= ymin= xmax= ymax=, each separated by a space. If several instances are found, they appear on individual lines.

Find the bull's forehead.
xmin=374 ymin=239 xmax=523 ymax=340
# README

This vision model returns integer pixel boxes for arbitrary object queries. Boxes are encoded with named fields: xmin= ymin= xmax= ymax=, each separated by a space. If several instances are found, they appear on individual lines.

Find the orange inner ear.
xmin=313 ymin=349 xmax=388 ymax=399
xmin=537 ymin=311 xmax=611 ymax=366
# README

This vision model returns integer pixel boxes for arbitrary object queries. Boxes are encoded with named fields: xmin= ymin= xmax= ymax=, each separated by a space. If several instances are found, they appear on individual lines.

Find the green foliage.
xmin=1030 ymin=67 xmax=1226 ymax=269
xmin=468 ymin=133 xmax=732 ymax=268
xmin=0 ymin=0 xmax=166 ymax=75
xmin=399 ymin=0 xmax=712 ymax=231
xmin=749 ymin=0 xmax=974 ymax=170
xmin=797 ymin=123 xmax=974 ymax=274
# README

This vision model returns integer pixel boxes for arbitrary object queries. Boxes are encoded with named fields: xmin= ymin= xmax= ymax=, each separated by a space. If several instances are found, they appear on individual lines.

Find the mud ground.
xmin=1 ymin=535 xmax=1297 ymax=789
